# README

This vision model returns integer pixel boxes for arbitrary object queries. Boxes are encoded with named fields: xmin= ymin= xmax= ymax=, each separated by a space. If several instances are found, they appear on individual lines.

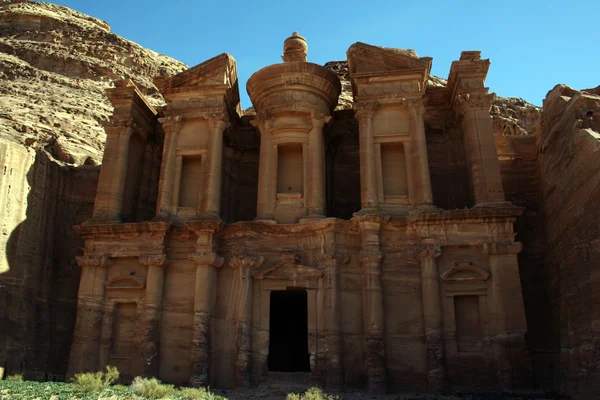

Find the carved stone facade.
xmin=69 ymin=34 xmax=530 ymax=392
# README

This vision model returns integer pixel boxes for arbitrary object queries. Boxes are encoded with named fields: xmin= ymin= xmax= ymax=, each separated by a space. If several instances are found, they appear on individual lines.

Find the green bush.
xmin=180 ymin=387 xmax=220 ymax=400
xmin=130 ymin=376 xmax=176 ymax=399
xmin=112 ymin=383 xmax=129 ymax=391
xmin=6 ymin=374 xmax=24 ymax=382
xmin=286 ymin=387 xmax=338 ymax=400
xmin=71 ymin=365 xmax=119 ymax=393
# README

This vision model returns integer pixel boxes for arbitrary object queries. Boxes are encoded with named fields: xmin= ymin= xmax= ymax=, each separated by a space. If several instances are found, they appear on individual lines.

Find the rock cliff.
xmin=0 ymin=0 xmax=185 ymax=380
xmin=0 ymin=0 xmax=186 ymax=165
xmin=536 ymin=84 xmax=600 ymax=399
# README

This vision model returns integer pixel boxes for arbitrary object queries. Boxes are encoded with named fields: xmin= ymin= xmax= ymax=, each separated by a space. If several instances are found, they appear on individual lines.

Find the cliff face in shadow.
xmin=0 ymin=139 xmax=99 ymax=378
xmin=0 ymin=0 xmax=186 ymax=379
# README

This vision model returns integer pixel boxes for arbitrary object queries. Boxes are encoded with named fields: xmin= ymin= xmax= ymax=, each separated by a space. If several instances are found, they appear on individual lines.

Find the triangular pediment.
xmin=347 ymin=42 xmax=432 ymax=75
xmin=155 ymin=53 xmax=237 ymax=91
xmin=253 ymin=253 xmax=324 ymax=281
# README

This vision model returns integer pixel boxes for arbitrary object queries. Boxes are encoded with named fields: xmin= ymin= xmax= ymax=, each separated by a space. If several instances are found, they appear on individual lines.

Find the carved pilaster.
xmin=483 ymin=241 xmax=526 ymax=389
xmin=318 ymin=252 xmax=349 ymax=389
xmin=354 ymin=101 xmax=380 ymax=210
xmin=452 ymin=91 xmax=506 ymax=205
xmin=230 ymin=254 xmax=264 ymax=387
xmin=203 ymin=114 xmax=230 ymax=218
xmin=68 ymin=255 xmax=110 ymax=377
xmin=156 ymin=116 xmax=183 ymax=217
xmin=306 ymin=112 xmax=331 ymax=219
xmin=358 ymin=248 xmax=387 ymax=393
xmin=138 ymin=253 xmax=169 ymax=376
xmin=415 ymin=240 xmax=445 ymax=392
xmin=189 ymin=251 xmax=223 ymax=387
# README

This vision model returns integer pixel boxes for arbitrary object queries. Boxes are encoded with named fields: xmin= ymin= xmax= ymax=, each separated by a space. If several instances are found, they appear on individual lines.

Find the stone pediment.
xmin=441 ymin=262 xmax=489 ymax=283
xmin=252 ymin=253 xmax=324 ymax=281
xmin=347 ymin=42 xmax=432 ymax=76
xmin=155 ymin=53 xmax=237 ymax=92
xmin=105 ymin=273 xmax=146 ymax=290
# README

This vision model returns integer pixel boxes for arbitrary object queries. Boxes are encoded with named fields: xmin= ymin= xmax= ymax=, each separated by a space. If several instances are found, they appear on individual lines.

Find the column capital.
xmin=483 ymin=242 xmax=522 ymax=256
xmin=415 ymin=240 xmax=442 ymax=261
xmin=76 ymin=255 xmax=110 ymax=268
xmin=400 ymin=96 xmax=428 ymax=114
xmin=454 ymin=92 xmax=496 ymax=113
xmin=310 ymin=112 xmax=332 ymax=128
xmin=158 ymin=115 xmax=183 ymax=134
xmin=139 ymin=253 xmax=170 ymax=267
xmin=359 ymin=249 xmax=383 ymax=265
xmin=189 ymin=252 xmax=224 ymax=268
xmin=229 ymin=254 xmax=264 ymax=270
xmin=353 ymin=101 xmax=379 ymax=120
xmin=207 ymin=114 xmax=231 ymax=131
xmin=317 ymin=252 xmax=350 ymax=268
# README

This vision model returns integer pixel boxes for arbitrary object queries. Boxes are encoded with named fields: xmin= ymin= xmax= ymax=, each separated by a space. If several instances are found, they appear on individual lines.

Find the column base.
xmin=299 ymin=214 xmax=325 ymax=223
xmin=473 ymin=201 xmax=515 ymax=208
xmin=253 ymin=217 xmax=277 ymax=224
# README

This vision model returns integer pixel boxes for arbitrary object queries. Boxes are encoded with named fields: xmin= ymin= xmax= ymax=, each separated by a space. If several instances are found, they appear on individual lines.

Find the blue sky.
xmin=58 ymin=0 xmax=598 ymax=108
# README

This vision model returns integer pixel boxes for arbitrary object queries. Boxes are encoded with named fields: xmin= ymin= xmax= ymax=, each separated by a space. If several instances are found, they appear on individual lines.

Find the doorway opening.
xmin=268 ymin=289 xmax=310 ymax=372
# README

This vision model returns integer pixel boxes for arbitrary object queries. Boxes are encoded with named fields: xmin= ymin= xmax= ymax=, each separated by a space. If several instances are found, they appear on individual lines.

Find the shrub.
xmin=112 ymin=383 xmax=129 ymax=391
xmin=286 ymin=387 xmax=338 ymax=400
xmin=180 ymin=387 xmax=220 ymax=400
xmin=130 ymin=376 xmax=175 ymax=399
xmin=6 ymin=374 xmax=24 ymax=382
xmin=71 ymin=365 xmax=119 ymax=393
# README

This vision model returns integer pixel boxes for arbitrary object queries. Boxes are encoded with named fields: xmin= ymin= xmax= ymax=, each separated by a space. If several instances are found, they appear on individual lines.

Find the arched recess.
xmin=441 ymin=263 xmax=490 ymax=283
xmin=104 ymin=274 xmax=146 ymax=290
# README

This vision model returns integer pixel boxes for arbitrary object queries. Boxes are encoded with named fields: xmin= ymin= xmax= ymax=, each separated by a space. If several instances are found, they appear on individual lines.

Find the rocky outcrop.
xmin=0 ymin=1 xmax=186 ymax=165
xmin=536 ymin=85 xmax=600 ymax=399
xmin=0 ymin=0 xmax=186 ymax=379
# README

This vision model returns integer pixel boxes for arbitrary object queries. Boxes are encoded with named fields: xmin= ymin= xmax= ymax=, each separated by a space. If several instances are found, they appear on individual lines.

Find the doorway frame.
xmin=251 ymin=278 xmax=325 ymax=383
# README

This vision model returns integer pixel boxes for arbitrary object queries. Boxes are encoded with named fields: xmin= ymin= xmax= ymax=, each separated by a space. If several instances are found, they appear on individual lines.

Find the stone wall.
xmin=0 ymin=139 xmax=98 ymax=379
xmin=536 ymin=85 xmax=600 ymax=399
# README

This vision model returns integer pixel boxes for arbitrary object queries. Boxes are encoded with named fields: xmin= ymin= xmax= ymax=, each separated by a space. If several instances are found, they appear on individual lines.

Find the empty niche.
xmin=454 ymin=295 xmax=483 ymax=353
xmin=178 ymin=155 xmax=203 ymax=208
xmin=111 ymin=302 xmax=137 ymax=355
xmin=381 ymin=142 xmax=408 ymax=198
xmin=277 ymin=144 xmax=303 ymax=194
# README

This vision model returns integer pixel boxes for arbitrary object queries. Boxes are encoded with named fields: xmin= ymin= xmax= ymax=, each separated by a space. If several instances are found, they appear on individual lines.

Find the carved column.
xmin=67 ymin=255 xmax=110 ymax=376
xmin=454 ymin=94 xmax=506 ymax=205
xmin=416 ymin=240 xmax=445 ymax=392
xmin=230 ymin=255 xmax=264 ymax=387
xmin=355 ymin=102 xmax=379 ymax=210
xmin=357 ymin=215 xmax=387 ymax=392
xmin=156 ymin=116 xmax=182 ymax=217
xmin=408 ymin=98 xmax=434 ymax=206
xmin=93 ymin=122 xmax=133 ymax=222
xmin=484 ymin=242 xmax=526 ymax=389
xmin=203 ymin=116 xmax=230 ymax=218
xmin=189 ymin=251 xmax=223 ymax=386
xmin=253 ymin=117 xmax=276 ymax=221
xmin=139 ymin=254 xmax=169 ymax=376
xmin=307 ymin=114 xmax=330 ymax=218
xmin=319 ymin=252 xmax=349 ymax=389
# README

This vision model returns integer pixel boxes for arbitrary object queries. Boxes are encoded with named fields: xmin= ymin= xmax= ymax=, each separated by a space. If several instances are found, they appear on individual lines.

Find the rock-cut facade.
xmin=68 ymin=33 xmax=531 ymax=393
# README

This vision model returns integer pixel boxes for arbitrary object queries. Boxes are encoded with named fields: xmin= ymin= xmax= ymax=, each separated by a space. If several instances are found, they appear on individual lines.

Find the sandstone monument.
xmin=0 ymin=2 xmax=599 ymax=399
xmin=67 ymin=32 xmax=530 ymax=393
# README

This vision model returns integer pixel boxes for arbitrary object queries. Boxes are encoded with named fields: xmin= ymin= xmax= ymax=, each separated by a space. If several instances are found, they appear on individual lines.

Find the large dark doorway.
xmin=268 ymin=289 xmax=310 ymax=372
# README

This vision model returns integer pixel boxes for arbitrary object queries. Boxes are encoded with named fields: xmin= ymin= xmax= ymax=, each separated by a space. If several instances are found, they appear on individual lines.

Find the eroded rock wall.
xmin=536 ymin=85 xmax=600 ymax=399
xmin=0 ymin=139 xmax=99 ymax=378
